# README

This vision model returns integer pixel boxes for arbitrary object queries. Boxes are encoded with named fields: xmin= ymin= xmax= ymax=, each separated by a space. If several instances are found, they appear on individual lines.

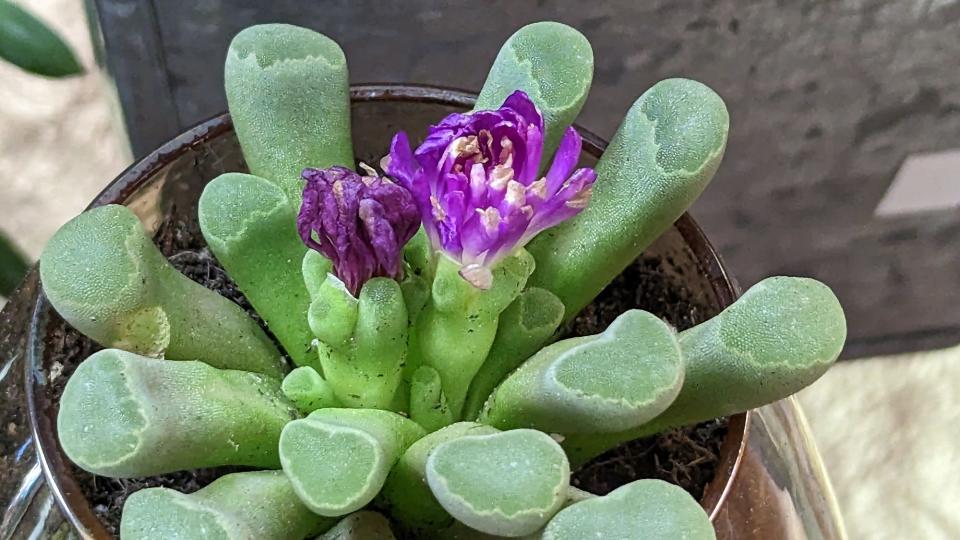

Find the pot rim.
xmin=25 ymin=83 xmax=749 ymax=538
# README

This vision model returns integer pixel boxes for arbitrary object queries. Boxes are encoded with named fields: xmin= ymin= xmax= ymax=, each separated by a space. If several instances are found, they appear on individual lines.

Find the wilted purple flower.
xmin=297 ymin=166 xmax=420 ymax=296
xmin=384 ymin=90 xmax=596 ymax=289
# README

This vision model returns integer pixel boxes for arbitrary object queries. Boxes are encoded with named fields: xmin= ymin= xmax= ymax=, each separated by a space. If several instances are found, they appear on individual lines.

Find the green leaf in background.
xmin=0 ymin=231 xmax=29 ymax=297
xmin=0 ymin=0 xmax=83 ymax=77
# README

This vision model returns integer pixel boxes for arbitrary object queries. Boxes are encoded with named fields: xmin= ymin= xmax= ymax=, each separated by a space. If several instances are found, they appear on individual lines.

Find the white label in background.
xmin=875 ymin=150 xmax=960 ymax=217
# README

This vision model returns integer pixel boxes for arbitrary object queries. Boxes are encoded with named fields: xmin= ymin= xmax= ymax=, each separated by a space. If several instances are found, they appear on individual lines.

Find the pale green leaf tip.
xmin=427 ymin=429 xmax=570 ymax=537
xmin=543 ymin=479 xmax=715 ymax=540
xmin=639 ymin=78 xmax=730 ymax=175
xmin=280 ymin=416 xmax=388 ymax=517
xmin=228 ymin=23 xmax=346 ymax=70
xmin=718 ymin=276 xmax=846 ymax=370
xmin=198 ymin=172 xmax=289 ymax=245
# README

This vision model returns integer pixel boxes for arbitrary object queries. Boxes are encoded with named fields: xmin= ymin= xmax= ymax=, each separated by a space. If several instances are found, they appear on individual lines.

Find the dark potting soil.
xmin=44 ymin=214 xmax=727 ymax=536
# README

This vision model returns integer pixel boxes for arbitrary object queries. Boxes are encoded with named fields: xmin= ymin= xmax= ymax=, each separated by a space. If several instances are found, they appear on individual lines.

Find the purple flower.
xmin=297 ymin=166 xmax=420 ymax=296
xmin=384 ymin=90 xmax=596 ymax=289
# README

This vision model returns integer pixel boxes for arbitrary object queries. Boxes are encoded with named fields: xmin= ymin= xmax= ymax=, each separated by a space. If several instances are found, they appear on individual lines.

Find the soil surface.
xmin=43 ymin=215 xmax=728 ymax=536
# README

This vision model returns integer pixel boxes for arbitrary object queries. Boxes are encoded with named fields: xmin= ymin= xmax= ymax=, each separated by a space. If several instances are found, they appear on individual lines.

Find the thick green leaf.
xmin=475 ymin=21 xmax=593 ymax=160
xmin=427 ymin=429 xmax=569 ymax=537
xmin=199 ymin=173 xmax=316 ymax=369
xmin=121 ymin=471 xmax=333 ymax=540
xmin=0 ymin=0 xmax=82 ymax=77
xmin=279 ymin=408 xmax=425 ymax=517
xmin=527 ymin=79 xmax=729 ymax=321
xmin=0 ymin=231 xmax=29 ymax=296
xmin=543 ymin=479 xmax=715 ymax=540
xmin=480 ymin=310 xmax=683 ymax=434
xmin=225 ymin=23 xmax=353 ymax=206
xmin=40 ymin=205 xmax=285 ymax=377
xmin=58 ymin=349 xmax=298 ymax=477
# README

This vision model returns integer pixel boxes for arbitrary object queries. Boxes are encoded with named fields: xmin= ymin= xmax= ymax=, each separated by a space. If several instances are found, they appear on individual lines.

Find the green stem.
xmin=413 ymin=252 xmax=533 ymax=420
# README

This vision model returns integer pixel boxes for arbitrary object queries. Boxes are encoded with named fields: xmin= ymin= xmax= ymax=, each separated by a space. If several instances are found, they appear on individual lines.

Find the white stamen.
xmin=451 ymin=135 xmax=480 ymax=158
xmin=476 ymin=207 xmax=501 ymax=231
xmin=527 ymin=178 xmax=547 ymax=199
xmin=489 ymin=165 xmax=514 ymax=190
xmin=479 ymin=129 xmax=494 ymax=153
xmin=565 ymin=186 xmax=593 ymax=209
xmin=500 ymin=137 xmax=515 ymax=168
xmin=506 ymin=180 xmax=526 ymax=207
xmin=430 ymin=196 xmax=446 ymax=220
xmin=359 ymin=162 xmax=378 ymax=177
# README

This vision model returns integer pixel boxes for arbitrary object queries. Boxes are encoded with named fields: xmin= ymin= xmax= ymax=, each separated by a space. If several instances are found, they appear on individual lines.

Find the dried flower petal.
xmin=297 ymin=166 xmax=420 ymax=295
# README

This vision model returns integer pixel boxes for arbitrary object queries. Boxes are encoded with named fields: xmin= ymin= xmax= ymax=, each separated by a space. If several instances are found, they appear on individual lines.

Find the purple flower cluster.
xmin=297 ymin=166 xmax=419 ymax=295
xmin=385 ymin=91 xmax=596 ymax=288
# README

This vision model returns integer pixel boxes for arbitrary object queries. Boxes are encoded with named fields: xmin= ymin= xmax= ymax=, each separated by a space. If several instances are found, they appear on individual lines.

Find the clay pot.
xmin=19 ymin=85 xmax=843 ymax=539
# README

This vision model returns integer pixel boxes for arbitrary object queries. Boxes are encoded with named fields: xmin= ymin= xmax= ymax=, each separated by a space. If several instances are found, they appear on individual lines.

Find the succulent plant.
xmin=43 ymin=20 xmax=847 ymax=540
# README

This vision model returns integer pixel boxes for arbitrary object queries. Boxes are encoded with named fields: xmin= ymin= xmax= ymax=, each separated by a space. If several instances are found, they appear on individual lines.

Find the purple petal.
xmin=501 ymin=90 xmax=544 ymax=134
xmin=383 ymin=90 xmax=595 ymax=285
xmin=544 ymin=127 xmax=583 ymax=197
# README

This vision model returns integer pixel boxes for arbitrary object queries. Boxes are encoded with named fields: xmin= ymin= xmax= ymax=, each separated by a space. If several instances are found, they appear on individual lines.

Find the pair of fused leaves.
xmin=301 ymin=250 xmax=410 ymax=411
xmin=479 ymin=276 xmax=846 ymax=466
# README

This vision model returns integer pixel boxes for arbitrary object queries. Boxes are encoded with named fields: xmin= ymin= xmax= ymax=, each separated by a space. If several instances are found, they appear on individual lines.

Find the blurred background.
xmin=1 ymin=1 xmax=958 ymax=538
